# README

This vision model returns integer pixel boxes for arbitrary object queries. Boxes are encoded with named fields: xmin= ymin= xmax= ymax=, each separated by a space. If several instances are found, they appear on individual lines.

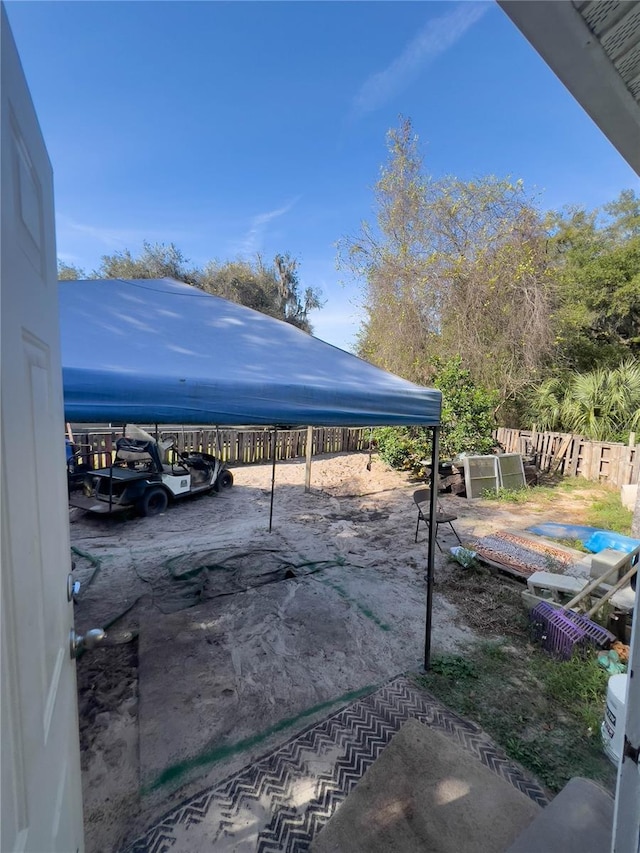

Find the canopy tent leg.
xmin=305 ymin=426 xmax=313 ymax=492
xmin=268 ymin=428 xmax=278 ymax=533
xmin=424 ymin=426 xmax=440 ymax=671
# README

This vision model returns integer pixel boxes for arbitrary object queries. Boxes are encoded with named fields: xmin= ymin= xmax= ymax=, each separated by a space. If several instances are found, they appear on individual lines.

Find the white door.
xmin=1 ymin=7 xmax=85 ymax=852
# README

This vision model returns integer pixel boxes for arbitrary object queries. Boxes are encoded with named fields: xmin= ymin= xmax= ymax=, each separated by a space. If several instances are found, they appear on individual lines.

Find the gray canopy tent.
xmin=59 ymin=277 xmax=443 ymax=667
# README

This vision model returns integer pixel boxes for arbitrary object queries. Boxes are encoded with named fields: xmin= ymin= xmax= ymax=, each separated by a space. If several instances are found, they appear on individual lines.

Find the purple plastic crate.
xmin=530 ymin=602 xmax=589 ymax=660
xmin=562 ymin=609 xmax=614 ymax=648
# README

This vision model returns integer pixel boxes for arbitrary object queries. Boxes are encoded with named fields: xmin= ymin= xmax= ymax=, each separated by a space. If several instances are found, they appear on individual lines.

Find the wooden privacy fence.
xmin=69 ymin=425 xmax=371 ymax=469
xmin=495 ymin=427 xmax=639 ymax=488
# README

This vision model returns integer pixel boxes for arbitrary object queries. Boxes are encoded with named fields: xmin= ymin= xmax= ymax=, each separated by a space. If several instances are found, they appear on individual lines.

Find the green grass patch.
xmin=412 ymin=641 xmax=615 ymax=794
xmin=482 ymin=478 xmax=586 ymax=504
xmin=483 ymin=487 xmax=531 ymax=503
xmin=482 ymin=477 xmax=632 ymax=536
xmin=584 ymin=491 xmax=633 ymax=535
xmin=555 ymin=538 xmax=590 ymax=552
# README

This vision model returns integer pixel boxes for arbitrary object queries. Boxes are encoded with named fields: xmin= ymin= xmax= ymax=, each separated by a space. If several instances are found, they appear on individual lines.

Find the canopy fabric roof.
xmin=60 ymin=278 xmax=441 ymax=427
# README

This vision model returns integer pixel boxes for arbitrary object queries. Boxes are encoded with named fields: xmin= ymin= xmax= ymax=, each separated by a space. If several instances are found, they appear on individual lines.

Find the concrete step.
xmin=311 ymin=718 xmax=542 ymax=853
xmin=505 ymin=776 xmax=613 ymax=853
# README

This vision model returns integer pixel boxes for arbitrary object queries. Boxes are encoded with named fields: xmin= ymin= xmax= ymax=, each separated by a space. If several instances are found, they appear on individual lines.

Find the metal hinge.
xmin=622 ymin=736 xmax=640 ymax=765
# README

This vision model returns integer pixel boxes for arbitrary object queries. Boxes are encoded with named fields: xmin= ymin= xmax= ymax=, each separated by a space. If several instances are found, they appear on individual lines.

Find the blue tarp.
xmin=527 ymin=523 xmax=601 ymax=542
xmin=527 ymin=522 xmax=640 ymax=554
xmin=59 ymin=278 xmax=442 ymax=427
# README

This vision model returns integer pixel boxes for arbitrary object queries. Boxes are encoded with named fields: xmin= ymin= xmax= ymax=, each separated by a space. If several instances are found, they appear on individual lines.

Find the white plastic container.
xmin=601 ymin=673 xmax=628 ymax=765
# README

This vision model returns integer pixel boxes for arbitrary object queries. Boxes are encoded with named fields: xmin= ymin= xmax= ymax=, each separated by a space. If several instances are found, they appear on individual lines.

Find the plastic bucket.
xmin=601 ymin=673 xmax=628 ymax=765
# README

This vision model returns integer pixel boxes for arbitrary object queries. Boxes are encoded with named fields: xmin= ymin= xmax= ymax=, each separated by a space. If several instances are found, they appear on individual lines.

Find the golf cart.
xmin=69 ymin=424 xmax=233 ymax=517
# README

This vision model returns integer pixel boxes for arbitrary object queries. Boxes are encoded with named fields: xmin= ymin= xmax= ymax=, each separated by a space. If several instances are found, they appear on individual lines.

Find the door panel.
xmin=1 ymin=6 xmax=85 ymax=852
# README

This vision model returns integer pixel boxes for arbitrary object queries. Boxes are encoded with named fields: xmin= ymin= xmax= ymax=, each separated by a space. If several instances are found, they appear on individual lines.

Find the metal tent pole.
xmin=268 ymin=428 xmax=278 ymax=533
xmin=305 ymin=425 xmax=313 ymax=492
xmin=424 ymin=426 xmax=440 ymax=671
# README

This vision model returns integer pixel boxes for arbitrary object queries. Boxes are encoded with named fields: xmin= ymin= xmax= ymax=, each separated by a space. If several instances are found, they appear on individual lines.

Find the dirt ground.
xmin=70 ymin=451 xmax=600 ymax=853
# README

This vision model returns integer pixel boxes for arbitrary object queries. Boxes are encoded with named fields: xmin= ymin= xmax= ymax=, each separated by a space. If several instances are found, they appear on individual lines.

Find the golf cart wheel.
xmin=139 ymin=487 xmax=169 ymax=517
xmin=215 ymin=470 xmax=234 ymax=491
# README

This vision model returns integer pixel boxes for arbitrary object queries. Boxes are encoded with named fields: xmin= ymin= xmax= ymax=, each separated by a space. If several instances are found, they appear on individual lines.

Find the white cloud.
xmin=56 ymin=214 xmax=195 ymax=251
xmin=56 ymin=249 xmax=83 ymax=264
xmin=235 ymin=197 xmax=300 ymax=257
xmin=353 ymin=1 xmax=490 ymax=116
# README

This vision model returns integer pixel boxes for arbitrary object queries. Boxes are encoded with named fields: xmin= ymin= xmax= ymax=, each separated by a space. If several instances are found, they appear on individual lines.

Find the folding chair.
xmin=413 ymin=488 xmax=462 ymax=551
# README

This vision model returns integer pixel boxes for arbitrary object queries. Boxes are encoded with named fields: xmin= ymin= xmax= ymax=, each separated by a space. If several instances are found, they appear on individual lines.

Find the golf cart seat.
xmin=114 ymin=437 xmax=156 ymax=470
xmin=413 ymin=488 xmax=462 ymax=552
xmin=158 ymin=437 xmax=175 ymax=463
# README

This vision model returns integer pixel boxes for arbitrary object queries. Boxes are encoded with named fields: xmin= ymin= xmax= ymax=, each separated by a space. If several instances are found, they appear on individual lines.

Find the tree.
xmin=338 ymin=117 xmax=554 ymax=412
xmin=274 ymin=254 xmax=323 ymax=332
xmin=604 ymin=188 xmax=640 ymax=242
xmin=197 ymin=257 xmax=281 ymax=317
xmin=547 ymin=193 xmax=640 ymax=371
xmin=58 ymin=260 xmax=85 ymax=280
xmin=433 ymin=356 xmax=499 ymax=459
xmin=90 ymin=242 xmax=322 ymax=333
xmin=338 ymin=118 xmax=435 ymax=382
xmin=436 ymin=187 xmax=553 ymax=411
xmin=95 ymin=241 xmax=197 ymax=284
xmin=374 ymin=356 xmax=498 ymax=471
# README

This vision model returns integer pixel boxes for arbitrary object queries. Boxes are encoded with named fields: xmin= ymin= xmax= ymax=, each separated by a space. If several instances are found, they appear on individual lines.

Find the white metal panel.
xmin=1 ymin=7 xmax=84 ymax=851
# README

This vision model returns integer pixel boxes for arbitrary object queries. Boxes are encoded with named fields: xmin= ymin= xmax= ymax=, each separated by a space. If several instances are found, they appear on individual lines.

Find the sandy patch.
xmin=70 ymin=451 xmax=595 ymax=851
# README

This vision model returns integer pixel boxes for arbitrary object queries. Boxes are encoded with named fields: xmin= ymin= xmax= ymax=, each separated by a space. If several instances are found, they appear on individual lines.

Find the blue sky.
xmin=6 ymin=0 xmax=639 ymax=350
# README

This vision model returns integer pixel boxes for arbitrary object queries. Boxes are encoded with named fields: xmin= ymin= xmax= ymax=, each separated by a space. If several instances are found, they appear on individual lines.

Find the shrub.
xmin=529 ymin=359 xmax=640 ymax=441
xmin=434 ymin=356 xmax=499 ymax=458
xmin=375 ymin=357 xmax=498 ymax=472
xmin=374 ymin=426 xmax=431 ymax=473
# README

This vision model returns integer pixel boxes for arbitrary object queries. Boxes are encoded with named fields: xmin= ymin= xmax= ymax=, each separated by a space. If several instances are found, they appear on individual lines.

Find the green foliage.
xmin=374 ymin=426 xmax=431 ymax=473
xmin=529 ymin=360 xmax=640 ymax=441
xmin=96 ymin=241 xmax=196 ymax=284
xmin=429 ymin=654 xmax=478 ymax=680
xmin=585 ymin=491 xmax=633 ymax=535
xmin=58 ymin=260 xmax=85 ymax=280
xmin=604 ymin=188 xmax=640 ymax=240
xmin=556 ymin=538 xmax=589 ymax=553
xmin=375 ymin=357 xmax=497 ymax=471
xmin=273 ymin=253 xmax=324 ymax=331
xmin=482 ymin=487 xmax=530 ymax=503
xmin=338 ymin=117 xmax=554 ymax=410
xmin=84 ymin=242 xmax=322 ymax=333
xmin=433 ymin=356 xmax=498 ymax=458
xmin=339 ymin=119 xmax=639 ymax=435
xmin=198 ymin=257 xmax=282 ymax=317
xmin=338 ymin=118 xmax=435 ymax=383
xmin=548 ymin=192 xmax=640 ymax=371
xmin=533 ymin=653 xmax=609 ymax=735
xmin=482 ymin=477 xmax=632 ymax=536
